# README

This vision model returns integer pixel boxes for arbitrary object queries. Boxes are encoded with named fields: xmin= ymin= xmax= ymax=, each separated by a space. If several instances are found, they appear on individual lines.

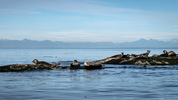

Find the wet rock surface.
xmin=0 ymin=64 xmax=86 ymax=72
xmin=0 ymin=64 xmax=53 ymax=72
xmin=97 ymin=50 xmax=178 ymax=65
xmin=99 ymin=56 xmax=178 ymax=65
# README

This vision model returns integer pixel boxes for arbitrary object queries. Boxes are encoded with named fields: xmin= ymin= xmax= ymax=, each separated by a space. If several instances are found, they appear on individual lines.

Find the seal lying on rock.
xmin=122 ymin=54 xmax=130 ymax=58
xmin=131 ymin=50 xmax=150 ymax=58
xmin=159 ymin=50 xmax=168 ymax=57
xmin=84 ymin=61 xmax=104 ymax=69
xmin=32 ymin=59 xmax=60 ymax=68
xmin=110 ymin=52 xmax=124 ymax=58
xmin=152 ymin=54 xmax=160 ymax=57
xmin=70 ymin=60 xmax=80 ymax=69
xmin=168 ymin=51 xmax=176 ymax=57
xmin=97 ymin=52 xmax=124 ymax=63
xmin=152 ymin=50 xmax=168 ymax=57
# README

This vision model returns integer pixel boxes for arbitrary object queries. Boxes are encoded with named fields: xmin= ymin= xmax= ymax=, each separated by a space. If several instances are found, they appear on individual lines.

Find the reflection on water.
xmin=1 ymin=66 xmax=178 ymax=99
xmin=0 ymin=49 xmax=178 ymax=99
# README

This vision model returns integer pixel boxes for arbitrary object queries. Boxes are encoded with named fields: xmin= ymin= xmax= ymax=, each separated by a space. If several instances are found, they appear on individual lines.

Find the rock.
xmin=0 ymin=64 xmax=52 ymax=72
xmin=164 ymin=62 xmax=169 ymax=65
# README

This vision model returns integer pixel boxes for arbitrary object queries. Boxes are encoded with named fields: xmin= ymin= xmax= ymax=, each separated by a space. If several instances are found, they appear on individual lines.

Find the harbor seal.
xmin=131 ymin=50 xmax=150 ymax=58
xmin=159 ymin=50 xmax=168 ymax=57
xmin=130 ymin=54 xmax=137 ymax=57
xmin=121 ymin=54 xmax=130 ymax=58
xmin=110 ymin=52 xmax=124 ymax=58
xmin=152 ymin=54 xmax=160 ymax=57
xmin=99 ymin=52 xmax=124 ymax=63
xmin=32 ymin=59 xmax=60 ymax=68
xmin=152 ymin=50 xmax=168 ymax=57
xmin=168 ymin=51 xmax=176 ymax=57
xmin=84 ymin=61 xmax=104 ymax=69
xmin=70 ymin=60 xmax=80 ymax=69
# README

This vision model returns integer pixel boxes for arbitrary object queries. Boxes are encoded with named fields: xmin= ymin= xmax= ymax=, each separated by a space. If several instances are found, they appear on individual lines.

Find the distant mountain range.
xmin=0 ymin=38 xmax=178 ymax=49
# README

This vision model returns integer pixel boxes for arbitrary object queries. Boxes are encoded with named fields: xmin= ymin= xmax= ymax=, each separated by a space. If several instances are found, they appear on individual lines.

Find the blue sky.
xmin=0 ymin=0 xmax=178 ymax=43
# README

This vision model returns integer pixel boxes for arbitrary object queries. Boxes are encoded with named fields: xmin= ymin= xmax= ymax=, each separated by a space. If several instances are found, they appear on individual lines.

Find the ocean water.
xmin=0 ymin=48 xmax=178 ymax=100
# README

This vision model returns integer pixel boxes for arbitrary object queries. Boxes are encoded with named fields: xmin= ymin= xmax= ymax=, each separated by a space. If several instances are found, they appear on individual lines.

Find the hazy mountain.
xmin=168 ymin=38 xmax=178 ymax=43
xmin=0 ymin=38 xmax=178 ymax=49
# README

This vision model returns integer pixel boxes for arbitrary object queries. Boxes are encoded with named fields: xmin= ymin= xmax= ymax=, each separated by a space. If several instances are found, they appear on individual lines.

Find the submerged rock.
xmin=0 ymin=64 xmax=53 ymax=72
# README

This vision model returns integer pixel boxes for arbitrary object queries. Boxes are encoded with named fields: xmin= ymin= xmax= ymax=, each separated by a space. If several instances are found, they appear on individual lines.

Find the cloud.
xmin=0 ymin=0 xmax=146 ymax=13
xmin=1 ymin=0 xmax=178 ymax=42
xmin=1 ymin=0 xmax=177 ymax=25
xmin=46 ymin=30 xmax=178 ymax=43
xmin=58 ymin=16 xmax=86 ymax=20
xmin=47 ymin=30 xmax=112 ymax=42
xmin=0 ymin=26 xmax=47 ymax=30
xmin=0 ymin=8 xmax=40 ymax=15
xmin=89 ymin=21 xmax=147 ymax=26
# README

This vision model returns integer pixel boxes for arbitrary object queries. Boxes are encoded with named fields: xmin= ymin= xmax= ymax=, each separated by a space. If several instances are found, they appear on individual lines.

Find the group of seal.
xmin=32 ymin=50 xmax=177 ymax=69
xmin=32 ymin=59 xmax=103 ymax=69
xmin=98 ymin=50 xmax=178 ymax=64
xmin=107 ymin=50 xmax=176 ymax=59
xmin=152 ymin=50 xmax=177 ymax=57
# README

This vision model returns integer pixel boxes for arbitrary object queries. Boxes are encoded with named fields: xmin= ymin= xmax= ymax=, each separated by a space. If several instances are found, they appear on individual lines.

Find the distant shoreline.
xmin=0 ymin=47 xmax=178 ymax=49
xmin=1 ymin=38 xmax=178 ymax=49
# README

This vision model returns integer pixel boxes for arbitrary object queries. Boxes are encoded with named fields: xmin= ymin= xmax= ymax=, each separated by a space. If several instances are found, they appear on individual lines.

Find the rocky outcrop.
xmin=1 ymin=50 xmax=178 ymax=72
xmin=0 ymin=64 xmax=53 ymax=72
xmin=97 ymin=50 xmax=178 ymax=65
xmin=101 ymin=56 xmax=178 ymax=65
xmin=0 ymin=64 xmax=84 ymax=72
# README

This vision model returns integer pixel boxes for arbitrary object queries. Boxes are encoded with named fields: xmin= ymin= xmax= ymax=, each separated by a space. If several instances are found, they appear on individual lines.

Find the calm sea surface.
xmin=0 ymin=49 xmax=178 ymax=100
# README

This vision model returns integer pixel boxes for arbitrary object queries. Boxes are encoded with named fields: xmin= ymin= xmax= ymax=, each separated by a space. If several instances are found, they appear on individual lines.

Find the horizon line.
xmin=1 ymin=38 xmax=178 ymax=43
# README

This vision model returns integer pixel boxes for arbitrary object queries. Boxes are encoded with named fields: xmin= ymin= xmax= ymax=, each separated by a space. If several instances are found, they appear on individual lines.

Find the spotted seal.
xmin=167 ymin=51 xmax=176 ymax=57
xmin=32 ymin=59 xmax=60 ymax=68
xmin=159 ymin=50 xmax=168 ymax=57
xmin=110 ymin=52 xmax=124 ymax=58
xmin=84 ymin=61 xmax=104 ymax=69
xmin=152 ymin=54 xmax=159 ymax=57
xmin=131 ymin=50 xmax=150 ymax=58
xmin=70 ymin=60 xmax=80 ymax=69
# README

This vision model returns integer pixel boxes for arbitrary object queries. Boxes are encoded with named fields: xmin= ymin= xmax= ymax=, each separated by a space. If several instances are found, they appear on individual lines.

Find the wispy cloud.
xmin=0 ymin=8 xmax=40 ymax=15
xmin=58 ymin=16 xmax=86 ymax=20
xmin=0 ymin=0 xmax=178 ymax=42
xmin=0 ymin=26 xmax=47 ymax=30
xmin=1 ymin=0 xmax=178 ymax=24
xmin=46 ymin=30 xmax=178 ymax=43
xmin=89 ymin=21 xmax=147 ymax=26
xmin=47 ymin=30 xmax=112 ymax=42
